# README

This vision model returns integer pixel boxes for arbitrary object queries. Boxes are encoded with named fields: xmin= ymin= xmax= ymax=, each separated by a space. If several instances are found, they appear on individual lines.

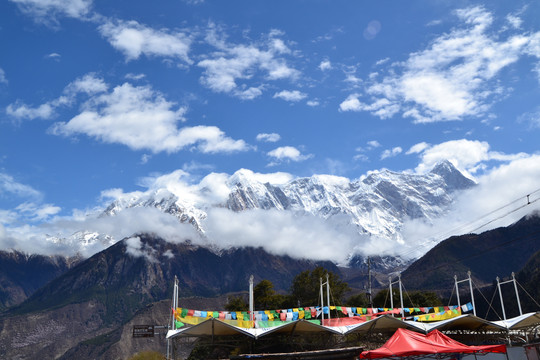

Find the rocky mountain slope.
xmin=0 ymin=251 xmax=79 ymax=309
xmin=0 ymin=234 xmax=339 ymax=359
xmin=401 ymin=212 xmax=540 ymax=290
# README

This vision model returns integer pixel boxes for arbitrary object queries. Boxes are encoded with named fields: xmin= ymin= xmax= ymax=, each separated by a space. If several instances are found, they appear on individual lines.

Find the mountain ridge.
xmin=55 ymin=160 xmax=476 ymax=261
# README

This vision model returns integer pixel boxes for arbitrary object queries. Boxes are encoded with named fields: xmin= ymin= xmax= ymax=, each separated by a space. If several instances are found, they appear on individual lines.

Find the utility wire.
xmin=396 ymin=190 xmax=540 ymax=260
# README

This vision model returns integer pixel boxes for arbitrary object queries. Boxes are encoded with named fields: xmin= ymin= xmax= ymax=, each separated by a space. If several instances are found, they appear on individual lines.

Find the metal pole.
xmin=320 ymin=277 xmax=324 ymax=321
xmin=496 ymin=276 xmax=507 ymax=320
xmin=468 ymin=271 xmax=476 ymax=316
xmin=368 ymin=257 xmax=372 ymax=308
xmin=326 ymin=273 xmax=331 ymax=320
xmin=512 ymin=272 xmax=523 ymax=316
xmin=454 ymin=275 xmax=461 ymax=308
xmin=389 ymin=276 xmax=394 ymax=309
xmin=399 ymin=274 xmax=404 ymax=319
xmin=249 ymin=275 xmax=254 ymax=325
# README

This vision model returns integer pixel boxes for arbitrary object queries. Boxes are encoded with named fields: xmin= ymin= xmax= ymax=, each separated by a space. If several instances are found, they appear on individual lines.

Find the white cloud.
xmin=380 ymin=146 xmax=402 ymax=160
xmin=306 ymin=100 xmax=319 ymax=107
xmin=411 ymin=139 xmax=528 ymax=178
xmin=198 ymin=26 xmax=299 ymax=98
xmin=0 ymin=206 xmax=203 ymax=256
xmin=50 ymin=82 xmax=249 ymax=154
xmin=6 ymin=102 xmax=55 ymax=120
xmin=0 ymin=68 xmax=7 ymax=84
xmin=45 ymin=53 xmax=61 ymax=61
xmin=517 ymin=107 xmax=540 ymax=129
xmin=0 ymin=173 xmax=41 ymax=199
xmin=341 ymin=6 xmax=537 ymax=123
xmin=64 ymin=73 xmax=108 ymax=96
xmin=6 ymin=73 xmax=107 ymax=121
xmin=256 ymin=133 xmax=281 ymax=143
xmin=204 ymin=208 xmax=361 ymax=263
xmin=339 ymin=94 xmax=399 ymax=118
xmin=235 ymin=86 xmax=263 ymax=100
xmin=406 ymin=142 xmax=430 ymax=155
xmin=367 ymin=140 xmax=381 ymax=148
xmin=99 ymin=20 xmax=192 ymax=63
xmin=506 ymin=14 xmax=523 ymax=29
xmin=273 ymin=90 xmax=307 ymax=102
xmin=0 ymin=173 xmax=62 ymax=225
xmin=125 ymin=73 xmax=146 ymax=81
xmin=339 ymin=94 xmax=362 ymax=112
xmin=319 ymin=60 xmax=332 ymax=71
xmin=267 ymin=146 xmax=312 ymax=164
xmin=9 ymin=0 xmax=93 ymax=22
xmin=16 ymin=202 xmax=61 ymax=221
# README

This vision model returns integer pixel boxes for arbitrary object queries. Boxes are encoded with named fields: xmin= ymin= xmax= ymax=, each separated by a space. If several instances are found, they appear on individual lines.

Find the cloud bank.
xmin=1 ymin=142 xmax=539 ymax=262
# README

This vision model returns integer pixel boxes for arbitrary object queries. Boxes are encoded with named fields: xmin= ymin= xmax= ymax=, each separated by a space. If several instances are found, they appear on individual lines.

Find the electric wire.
xmin=394 ymin=189 xmax=540 ymax=260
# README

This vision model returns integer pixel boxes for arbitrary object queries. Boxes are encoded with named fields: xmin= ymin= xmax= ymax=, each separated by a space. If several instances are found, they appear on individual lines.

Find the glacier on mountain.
xmin=72 ymin=160 xmax=476 ymax=262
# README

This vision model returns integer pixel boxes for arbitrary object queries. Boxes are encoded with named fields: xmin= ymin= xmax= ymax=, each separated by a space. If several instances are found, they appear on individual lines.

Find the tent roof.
xmin=343 ymin=315 xmax=430 ymax=335
xmin=359 ymin=328 xmax=506 ymax=359
xmin=491 ymin=312 xmax=540 ymax=330
xmin=166 ymin=318 xmax=256 ymax=339
xmin=256 ymin=320 xmax=343 ymax=338
xmin=167 ymin=319 xmax=343 ymax=340
xmin=424 ymin=314 xmax=508 ymax=332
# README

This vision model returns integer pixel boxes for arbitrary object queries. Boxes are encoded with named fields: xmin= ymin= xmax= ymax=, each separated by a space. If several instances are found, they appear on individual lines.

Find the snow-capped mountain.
xmin=224 ymin=160 xmax=475 ymax=242
xmin=84 ymin=160 xmax=473 ymax=252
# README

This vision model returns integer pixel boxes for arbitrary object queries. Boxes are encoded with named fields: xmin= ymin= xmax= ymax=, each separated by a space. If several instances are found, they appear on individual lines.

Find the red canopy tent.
xmin=360 ymin=328 xmax=506 ymax=359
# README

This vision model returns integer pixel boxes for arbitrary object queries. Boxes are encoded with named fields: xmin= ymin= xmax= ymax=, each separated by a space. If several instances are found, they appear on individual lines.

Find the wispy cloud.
xmin=380 ymin=146 xmax=402 ymax=160
xmin=256 ymin=133 xmax=281 ymax=143
xmin=340 ymin=6 xmax=537 ymax=123
xmin=319 ymin=60 xmax=332 ymax=71
xmin=99 ymin=20 xmax=192 ymax=63
xmin=267 ymin=146 xmax=312 ymax=165
xmin=0 ymin=68 xmax=8 ymax=85
xmin=9 ymin=0 xmax=93 ymax=24
xmin=0 ymin=173 xmax=41 ymax=199
xmin=6 ymin=73 xmax=107 ymax=121
xmin=0 ymin=172 xmax=61 ymax=224
xmin=198 ymin=25 xmax=299 ymax=99
xmin=273 ymin=90 xmax=307 ymax=102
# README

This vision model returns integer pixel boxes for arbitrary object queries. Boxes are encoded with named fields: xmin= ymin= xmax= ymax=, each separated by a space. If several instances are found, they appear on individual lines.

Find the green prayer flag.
xmin=175 ymin=320 xmax=184 ymax=328
xmin=181 ymin=308 xmax=188 ymax=317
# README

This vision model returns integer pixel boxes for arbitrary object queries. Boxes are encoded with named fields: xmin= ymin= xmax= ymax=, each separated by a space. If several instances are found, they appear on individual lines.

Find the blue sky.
xmin=1 ymin=0 xmax=540 ymax=257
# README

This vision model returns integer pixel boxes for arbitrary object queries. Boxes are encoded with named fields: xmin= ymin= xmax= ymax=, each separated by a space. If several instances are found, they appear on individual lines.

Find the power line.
xmin=396 ymin=189 xmax=540 ymax=260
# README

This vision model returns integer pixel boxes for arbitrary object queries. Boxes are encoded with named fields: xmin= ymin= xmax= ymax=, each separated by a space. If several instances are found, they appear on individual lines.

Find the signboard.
xmin=133 ymin=325 xmax=155 ymax=338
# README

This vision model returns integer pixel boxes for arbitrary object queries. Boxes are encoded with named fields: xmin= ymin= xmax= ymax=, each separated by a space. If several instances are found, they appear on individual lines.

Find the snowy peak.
xmin=62 ymin=161 xmax=476 ymax=261
xmin=429 ymin=160 xmax=476 ymax=192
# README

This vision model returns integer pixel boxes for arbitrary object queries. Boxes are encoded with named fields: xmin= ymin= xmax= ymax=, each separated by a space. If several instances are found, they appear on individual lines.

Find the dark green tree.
xmin=224 ymin=295 xmax=248 ymax=311
xmin=344 ymin=292 xmax=370 ymax=307
xmin=288 ymin=266 xmax=350 ymax=307
xmin=254 ymin=279 xmax=286 ymax=310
